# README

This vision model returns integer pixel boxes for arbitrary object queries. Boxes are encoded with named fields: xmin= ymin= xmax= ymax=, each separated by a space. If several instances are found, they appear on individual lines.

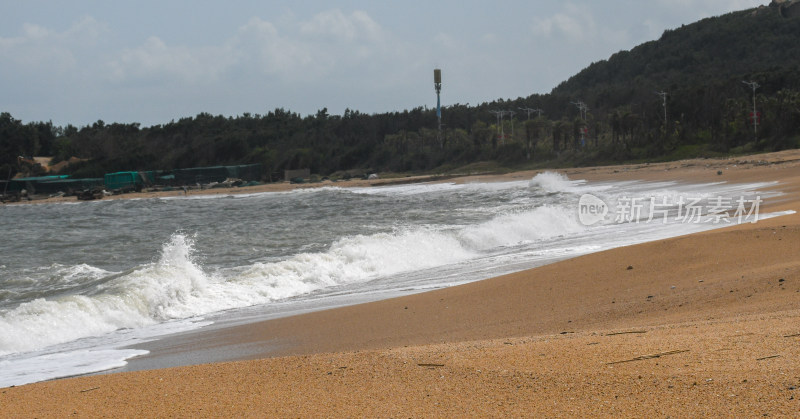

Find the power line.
xmin=519 ymin=107 xmax=544 ymax=120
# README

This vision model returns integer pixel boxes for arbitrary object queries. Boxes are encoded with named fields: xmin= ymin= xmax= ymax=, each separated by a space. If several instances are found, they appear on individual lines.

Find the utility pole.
xmin=571 ymin=101 xmax=589 ymax=147
xmin=742 ymin=81 xmax=760 ymax=141
xmin=655 ymin=91 xmax=668 ymax=128
xmin=570 ymin=101 xmax=588 ymax=120
xmin=519 ymin=108 xmax=544 ymax=160
xmin=507 ymin=110 xmax=515 ymax=140
xmin=518 ymin=107 xmax=538 ymax=120
xmin=519 ymin=107 xmax=544 ymax=120
xmin=489 ymin=110 xmax=507 ymax=145
xmin=519 ymin=107 xmax=533 ymax=120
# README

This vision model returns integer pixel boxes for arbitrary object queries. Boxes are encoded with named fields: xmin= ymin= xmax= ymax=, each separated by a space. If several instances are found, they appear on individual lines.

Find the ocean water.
xmin=0 ymin=173 xmax=790 ymax=387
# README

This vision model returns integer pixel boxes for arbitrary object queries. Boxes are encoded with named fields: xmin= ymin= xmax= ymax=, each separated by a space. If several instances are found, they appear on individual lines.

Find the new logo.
xmin=578 ymin=194 xmax=608 ymax=226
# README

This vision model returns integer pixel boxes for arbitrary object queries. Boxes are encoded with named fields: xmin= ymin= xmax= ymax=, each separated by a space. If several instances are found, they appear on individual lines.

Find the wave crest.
xmin=529 ymin=172 xmax=584 ymax=194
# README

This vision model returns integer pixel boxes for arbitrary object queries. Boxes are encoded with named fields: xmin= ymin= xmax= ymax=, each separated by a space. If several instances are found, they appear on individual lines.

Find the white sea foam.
xmin=458 ymin=206 xmax=584 ymax=250
xmin=529 ymin=171 xmax=586 ymax=193
xmin=0 ymin=348 xmax=148 ymax=388
xmin=0 ymin=226 xmax=472 ymax=357
xmin=0 ymin=176 xmax=792 ymax=387
xmin=0 ymin=179 xmax=771 ymax=357
xmin=348 ymin=182 xmax=462 ymax=196
xmin=0 ymin=235 xmax=204 ymax=356
xmin=0 ymin=201 xmax=590 ymax=359
xmin=56 ymin=263 xmax=111 ymax=284
xmin=0 ymin=316 xmax=211 ymax=388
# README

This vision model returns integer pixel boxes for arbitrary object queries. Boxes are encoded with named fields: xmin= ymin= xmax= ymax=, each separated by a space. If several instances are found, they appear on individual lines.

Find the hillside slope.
xmin=553 ymin=2 xmax=800 ymax=103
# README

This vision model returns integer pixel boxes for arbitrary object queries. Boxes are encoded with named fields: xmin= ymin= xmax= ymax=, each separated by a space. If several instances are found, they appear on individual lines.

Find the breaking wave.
xmin=529 ymin=171 xmax=586 ymax=194
xmin=0 ymin=201 xmax=584 ymax=357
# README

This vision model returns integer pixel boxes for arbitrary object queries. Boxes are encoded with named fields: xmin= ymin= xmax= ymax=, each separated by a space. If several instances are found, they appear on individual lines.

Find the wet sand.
xmin=2 ymin=151 xmax=800 ymax=417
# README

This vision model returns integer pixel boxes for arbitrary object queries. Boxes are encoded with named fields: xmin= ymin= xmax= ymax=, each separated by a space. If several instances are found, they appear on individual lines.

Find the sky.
xmin=1 ymin=0 xmax=765 ymax=127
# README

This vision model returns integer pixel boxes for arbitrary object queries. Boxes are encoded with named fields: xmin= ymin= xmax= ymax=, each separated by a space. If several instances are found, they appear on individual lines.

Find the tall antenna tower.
xmin=434 ymin=69 xmax=442 ymax=146
xmin=742 ymin=80 xmax=760 ymax=141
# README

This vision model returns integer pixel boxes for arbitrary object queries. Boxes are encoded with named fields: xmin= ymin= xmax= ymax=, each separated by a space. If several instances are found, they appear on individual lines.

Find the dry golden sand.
xmin=3 ymin=151 xmax=800 ymax=417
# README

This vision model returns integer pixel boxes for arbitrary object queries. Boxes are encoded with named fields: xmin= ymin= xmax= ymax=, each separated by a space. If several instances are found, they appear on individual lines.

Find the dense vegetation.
xmin=3 ymin=3 xmax=800 ymax=181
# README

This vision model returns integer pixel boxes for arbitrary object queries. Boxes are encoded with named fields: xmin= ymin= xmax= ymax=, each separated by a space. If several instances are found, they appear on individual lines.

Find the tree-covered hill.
xmin=554 ymin=4 xmax=800 ymax=98
xmin=3 ymin=1 xmax=800 ymax=181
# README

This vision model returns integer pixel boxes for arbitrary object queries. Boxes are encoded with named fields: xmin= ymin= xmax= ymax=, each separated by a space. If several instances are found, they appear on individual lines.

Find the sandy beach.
xmin=2 ymin=151 xmax=800 ymax=417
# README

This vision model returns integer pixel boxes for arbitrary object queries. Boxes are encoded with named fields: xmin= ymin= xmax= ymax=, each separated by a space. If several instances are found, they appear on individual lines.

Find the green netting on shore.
xmin=172 ymin=166 xmax=229 ymax=184
xmin=37 ymin=178 xmax=104 ymax=194
xmin=104 ymin=171 xmax=157 ymax=190
xmin=2 ymin=164 xmax=264 ymax=195
xmin=225 ymin=164 xmax=263 ymax=181
xmin=170 ymin=164 xmax=263 ymax=185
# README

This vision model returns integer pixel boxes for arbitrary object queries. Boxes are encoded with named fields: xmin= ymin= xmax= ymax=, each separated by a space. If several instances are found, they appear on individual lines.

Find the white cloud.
xmin=532 ymin=3 xmax=596 ymax=43
xmin=104 ymin=10 xmax=394 ymax=86
xmin=292 ymin=9 xmax=389 ymax=75
xmin=0 ymin=16 xmax=107 ymax=71
xmin=300 ymin=9 xmax=383 ymax=43
xmin=532 ymin=3 xmax=634 ymax=48
xmin=0 ymin=8 xmax=430 ymax=124
xmin=107 ymin=36 xmax=233 ymax=84
xmin=21 ymin=23 xmax=50 ymax=40
xmin=231 ymin=16 xmax=315 ymax=79
xmin=63 ymin=16 xmax=107 ymax=44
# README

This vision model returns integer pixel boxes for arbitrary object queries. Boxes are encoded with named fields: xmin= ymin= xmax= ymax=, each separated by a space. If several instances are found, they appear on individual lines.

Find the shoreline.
xmin=2 ymin=173 xmax=470 ymax=205
xmin=2 ymin=150 xmax=800 ymax=416
xmin=6 ymin=148 xmax=800 ymax=206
